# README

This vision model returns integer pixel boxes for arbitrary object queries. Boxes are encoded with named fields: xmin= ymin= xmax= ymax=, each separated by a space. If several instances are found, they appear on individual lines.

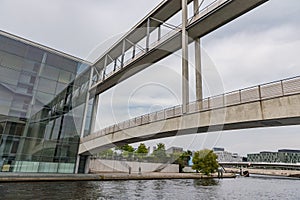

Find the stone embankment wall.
xmin=89 ymin=159 xmax=179 ymax=173
xmin=225 ymin=168 xmax=300 ymax=177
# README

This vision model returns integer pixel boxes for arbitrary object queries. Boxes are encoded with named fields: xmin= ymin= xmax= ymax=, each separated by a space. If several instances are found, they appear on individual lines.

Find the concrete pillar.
xmin=75 ymin=154 xmax=81 ymax=174
xmin=90 ymin=95 xmax=99 ymax=134
xmin=194 ymin=0 xmax=203 ymax=107
xmin=84 ymin=155 xmax=91 ymax=174
xmin=182 ymin=0 xmax=189 ymax=114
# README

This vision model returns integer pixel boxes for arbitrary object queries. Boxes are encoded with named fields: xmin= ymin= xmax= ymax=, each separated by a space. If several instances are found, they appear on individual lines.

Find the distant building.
xmin=213 ymin=147 xmax=225 ymax=152
xmin=166 ymin=147 xmax=183 ymax=155
xmin=247 ymin=149 xmax=300 ymax=163
xmin=213 ymin=147 xmax=242 ymax=162
xmin=152 ymin=146 xmax=157 ymax=153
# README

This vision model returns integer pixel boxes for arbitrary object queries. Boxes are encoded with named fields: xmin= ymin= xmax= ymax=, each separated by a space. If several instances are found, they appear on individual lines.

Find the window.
xmin=40 ymin=65 xmax=59 ymax=81
xmin=37 ymin=78 xmax=57 ymax=94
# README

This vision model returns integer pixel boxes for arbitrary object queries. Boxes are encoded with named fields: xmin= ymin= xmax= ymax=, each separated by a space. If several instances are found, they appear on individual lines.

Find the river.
xmin=0 ymin=175 xmax=299 ymax=199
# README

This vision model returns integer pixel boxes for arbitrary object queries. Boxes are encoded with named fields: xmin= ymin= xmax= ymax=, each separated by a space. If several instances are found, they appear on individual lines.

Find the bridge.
xmin=80 ymin=76 xmax=300 ymax=154
xmin=76 ymin=0 xmax=278 ymax=171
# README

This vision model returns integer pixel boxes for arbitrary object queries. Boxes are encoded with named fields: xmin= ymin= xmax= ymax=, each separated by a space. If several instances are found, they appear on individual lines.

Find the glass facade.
xmin=247 ymin=149 xmax=300 ymax=163
xmin=0 ymin=31 xmax=92 ymax=173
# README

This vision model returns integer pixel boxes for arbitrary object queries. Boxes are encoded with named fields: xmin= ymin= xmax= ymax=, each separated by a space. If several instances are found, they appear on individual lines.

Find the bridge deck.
xmin=91 ymin=0 xmax=268 ymax=95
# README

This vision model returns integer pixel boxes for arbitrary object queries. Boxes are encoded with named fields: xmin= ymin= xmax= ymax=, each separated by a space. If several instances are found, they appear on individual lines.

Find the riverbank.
xmin=0 ymin=172 xmax=236 ymax=182
xmin=225 ymin=168 xmax=300 ymax=178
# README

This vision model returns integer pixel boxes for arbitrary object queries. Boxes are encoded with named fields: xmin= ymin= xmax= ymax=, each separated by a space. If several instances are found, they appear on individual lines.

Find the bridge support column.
xmin=182 ymin=0 xmax=189 ymax=114
xmin=194 ymin=0 xmax=203 ymax=108
xmin=90 ymin=95 xmax=99 ymax=133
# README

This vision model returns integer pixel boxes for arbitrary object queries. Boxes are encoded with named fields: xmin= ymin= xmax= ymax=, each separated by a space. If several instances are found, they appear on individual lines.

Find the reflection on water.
xmin=193 ymin=178 xmax=219 ymax=187
xmin=0 ymin=176 xmax=299 ymax=200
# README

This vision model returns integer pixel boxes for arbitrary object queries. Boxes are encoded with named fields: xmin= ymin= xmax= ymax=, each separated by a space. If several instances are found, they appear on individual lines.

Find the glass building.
xmin=247 ymin=149 xmax=300 ymax=163
xmin=0 ymin=30 xmax=93 ymax=173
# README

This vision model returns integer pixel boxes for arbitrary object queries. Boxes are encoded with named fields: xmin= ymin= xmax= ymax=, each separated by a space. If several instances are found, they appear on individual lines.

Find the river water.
xmin=0 ymin=175 xmax=299 ymax=199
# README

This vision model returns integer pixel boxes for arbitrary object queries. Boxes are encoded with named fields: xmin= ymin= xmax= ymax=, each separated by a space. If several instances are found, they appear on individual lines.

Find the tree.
xmin=192 ymin=149 xmax=219 ymax=175
xmin=174 ymin=150 xmax=192 ymax=172
xmin=135 ymin=143 xmax=148 ymax=161
xmin=98 ymin=149 xmax=114 ymax=159
xmin=120 ymin=144 xmax=135 ymax=152
xmin=152 ymin=143 xmax=167 ymax=163
xmin=136 ymin=143 xmax=148 ymax=154
xmin=118 ymin=144 xmax=135 ymax=161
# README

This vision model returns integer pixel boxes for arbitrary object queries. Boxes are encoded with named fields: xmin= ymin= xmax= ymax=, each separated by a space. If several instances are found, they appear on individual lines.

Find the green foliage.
xmin=174 ymin=150 xmax=192 ymax=172
xmin=135 ymin=143 xmax=148 ymax=161
xmin=192 ymin=149 xmax=219 ymax=175
xmin=152 ymin=143 xmax=167 ymax=163
xmin=136 ymin=143 xmax=148 ymax=154
xmin=120 ymin=144 xmax=135 ymax=152
xmin=98 ymin=149 xmax=114 ymax=158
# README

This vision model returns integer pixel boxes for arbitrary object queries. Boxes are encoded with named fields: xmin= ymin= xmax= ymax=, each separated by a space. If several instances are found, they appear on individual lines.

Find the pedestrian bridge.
xmin=79 ymin=76 xmax=300 ymax=155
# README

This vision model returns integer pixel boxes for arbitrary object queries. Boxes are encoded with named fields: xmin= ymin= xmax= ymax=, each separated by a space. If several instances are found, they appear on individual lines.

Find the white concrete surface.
xmin=89 ymin=159 xmax=179 ymax=173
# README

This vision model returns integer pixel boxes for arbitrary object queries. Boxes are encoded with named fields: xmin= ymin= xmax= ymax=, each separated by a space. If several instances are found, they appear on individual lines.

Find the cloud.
xmin=0 ymin=0 xmax=161 ymax=60
xmin=203 ymin=16 xmax=300 ymax=92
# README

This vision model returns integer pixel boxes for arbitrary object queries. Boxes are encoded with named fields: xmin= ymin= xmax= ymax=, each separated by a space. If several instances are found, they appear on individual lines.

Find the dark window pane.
xmin=3 ymin=38 xmax=27 ymax=57
xmin=25 ymin=46 xmax=44 ymax=62
xmin=41 ymin=65 xmax=59 ymax=81
xmin=37 ymin=78 xmax=57 ymax=94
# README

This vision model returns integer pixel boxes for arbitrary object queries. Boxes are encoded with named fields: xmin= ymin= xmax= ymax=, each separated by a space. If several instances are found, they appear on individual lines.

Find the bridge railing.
xmin=93 ymin=0 xmax=230 ymax=87
xmin=82 ymin=75 xmax=300 ymax=142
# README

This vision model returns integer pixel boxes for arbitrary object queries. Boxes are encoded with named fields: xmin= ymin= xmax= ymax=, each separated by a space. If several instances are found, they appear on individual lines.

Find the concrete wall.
xmin=225 ymin=167 xmax=300 ymax=177
xmin=89 ymin=159 xmax=179 ymax=173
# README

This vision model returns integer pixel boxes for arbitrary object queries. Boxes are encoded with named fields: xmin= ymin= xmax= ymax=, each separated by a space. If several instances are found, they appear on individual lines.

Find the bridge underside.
xmin=79 ymin=93 xmax=300 ymax=155
xmin=92 ymin=0 xmax=268 ymax=95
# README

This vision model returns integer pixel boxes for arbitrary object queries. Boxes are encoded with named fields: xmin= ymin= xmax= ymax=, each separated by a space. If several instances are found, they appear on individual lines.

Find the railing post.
xmin=132 ymin=45 xmax=136 ymax=59
xmin=146 ymin=18 xmax=150 ymax=51
xmin=239 ymin=89 xmax=242 ymax=103
xmin=113 ymin=59 xmax=117 ymax=72
xmin=258 ymin=85 xmax=262 ymax=100
xmin=102 ymin=55 xmax=107 ymax=81
xmin=223 ymin=93 xmax=225 ymax=107
xmin=121 ymin=40 xmax=126 ymax=68
xmin=158 ymin=25 xmax=161 ymax=41
xmin=280 ymin=80 xmax=284 ymax=96
xmin=208 ymin=97 xmax=210 ymax=109
xmin=173 ymin=106 xmax=175 ymax=116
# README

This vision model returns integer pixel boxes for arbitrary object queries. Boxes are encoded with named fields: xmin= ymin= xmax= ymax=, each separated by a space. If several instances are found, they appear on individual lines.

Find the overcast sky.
xmin=1 ymin=0 xmax=300 ymax=156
